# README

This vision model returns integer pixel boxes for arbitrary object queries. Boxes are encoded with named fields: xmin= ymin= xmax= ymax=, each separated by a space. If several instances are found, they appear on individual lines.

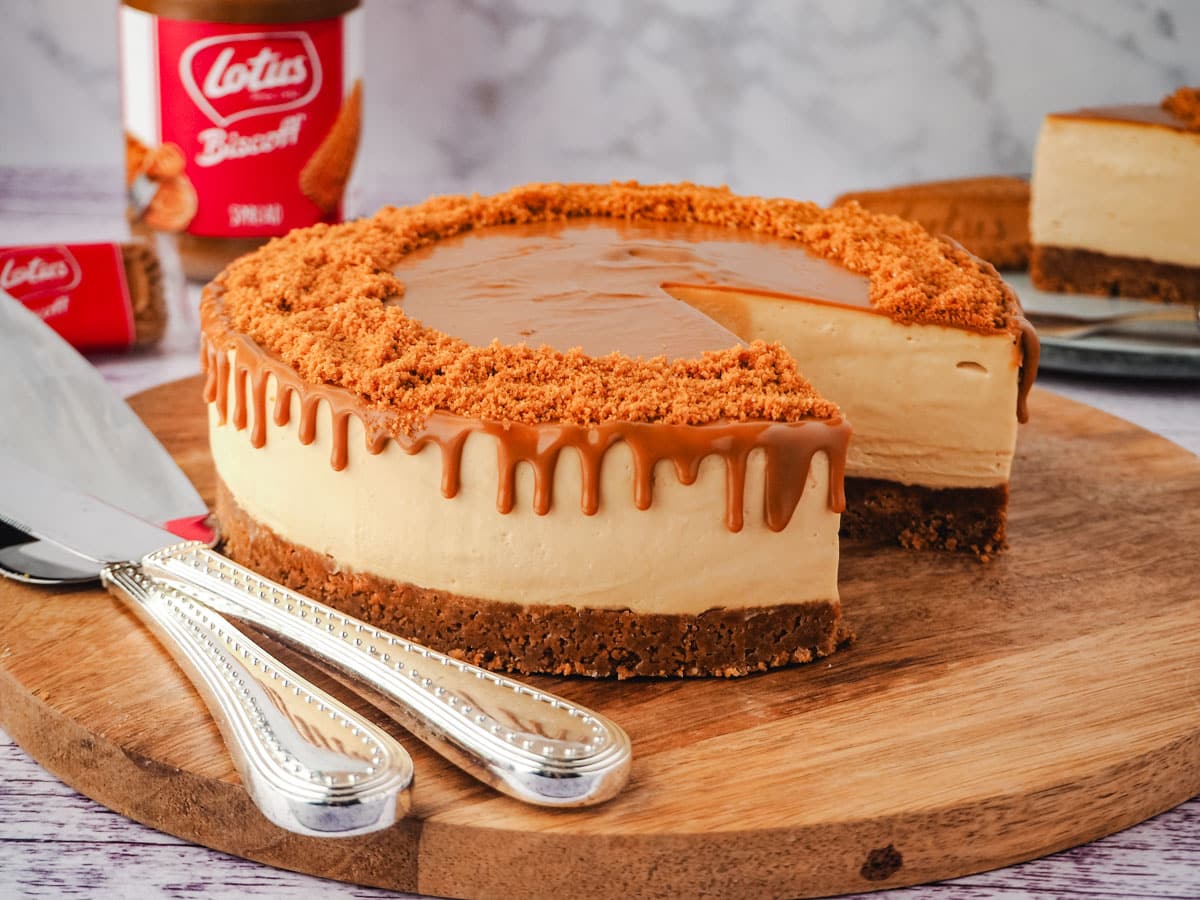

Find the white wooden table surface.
xmin=0 ymin=169 xmax=1197 ymax=899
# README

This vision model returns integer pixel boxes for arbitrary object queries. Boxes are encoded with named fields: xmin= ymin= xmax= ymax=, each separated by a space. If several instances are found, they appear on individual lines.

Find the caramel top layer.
xmin=392 ymin=218 xmax=870 ymax=361
xmin=1051 ymin=103 xmax=1195 ymax=133
xmin=208 ymin=181 xmax=1026 ymax=434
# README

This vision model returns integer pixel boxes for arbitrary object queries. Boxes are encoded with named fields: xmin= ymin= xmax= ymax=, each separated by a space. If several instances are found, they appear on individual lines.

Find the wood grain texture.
xmin=0 ymin=377 xmax=1198 ymax=900
xmin=2 ymin=727 xmax=1195 ymax=900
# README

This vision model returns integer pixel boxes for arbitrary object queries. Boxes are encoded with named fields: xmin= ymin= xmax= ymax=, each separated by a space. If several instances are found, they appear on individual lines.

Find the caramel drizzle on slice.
xmin=202 ymin=334 xmax=850 ymax=533
xmin=1015 ymin=315 xmax=1040 ymax=425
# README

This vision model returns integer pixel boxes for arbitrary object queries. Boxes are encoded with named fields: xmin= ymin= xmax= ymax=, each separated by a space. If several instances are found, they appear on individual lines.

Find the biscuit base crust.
xmin=841 ymin=478 xmax=1009 ymax=558
xmin=215 ymin=478 xmax=850 ymax=679
xmin=1031 ymin=245 xmax=1200 ymax=304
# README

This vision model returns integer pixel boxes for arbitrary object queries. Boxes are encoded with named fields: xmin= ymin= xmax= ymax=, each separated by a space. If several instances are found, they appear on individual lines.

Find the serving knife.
xmin=0 ymin=292 xmax=632 ymax=807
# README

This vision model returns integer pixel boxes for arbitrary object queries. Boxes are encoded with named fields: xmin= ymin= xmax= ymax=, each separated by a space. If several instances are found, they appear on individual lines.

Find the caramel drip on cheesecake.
xmin=1015 ymin=316 xmax=1040 ymax=424
xmin=985 ymin=273 xmax=1039 ymax=425
xmin=202 ymin=333 xmax=850 ymax=532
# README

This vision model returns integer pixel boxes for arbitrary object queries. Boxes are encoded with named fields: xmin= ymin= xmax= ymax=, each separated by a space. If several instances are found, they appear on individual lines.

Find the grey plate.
xmin=1005 ymin=274 xmax=1200 ymax=380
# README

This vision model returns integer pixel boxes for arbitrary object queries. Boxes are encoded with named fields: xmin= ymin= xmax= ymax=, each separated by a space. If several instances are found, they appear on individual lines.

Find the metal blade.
xmin=0 ymin=454 xmax=179 ymax=564
xmin=0 ymin=537 xmax=100 ymax=583
xmin=0 ymin=291 xmax=207 ymax=525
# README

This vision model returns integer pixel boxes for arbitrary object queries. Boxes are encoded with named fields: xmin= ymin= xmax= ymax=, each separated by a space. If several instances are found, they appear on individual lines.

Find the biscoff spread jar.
xmin=120 ymin=0 xmax=363 ymax=281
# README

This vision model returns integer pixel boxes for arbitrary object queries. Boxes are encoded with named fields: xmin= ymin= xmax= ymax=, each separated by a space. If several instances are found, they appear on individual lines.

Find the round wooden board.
xmin=1 ymin=376 xmax=1198 ymax=899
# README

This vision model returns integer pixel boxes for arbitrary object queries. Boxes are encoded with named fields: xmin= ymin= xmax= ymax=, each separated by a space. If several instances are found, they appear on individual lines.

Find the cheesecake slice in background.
xmin=1030 ymin=87 xmax=1200 ymax=304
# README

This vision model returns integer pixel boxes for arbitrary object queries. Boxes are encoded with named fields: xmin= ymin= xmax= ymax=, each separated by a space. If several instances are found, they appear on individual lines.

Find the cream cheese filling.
xmin=1031 ymin=116 xmax=1200 ymax=268
xmin=665 ymin=287 xmax=1021 ymax=488
xmin=209 ymin=368 xmax=841 ymax=614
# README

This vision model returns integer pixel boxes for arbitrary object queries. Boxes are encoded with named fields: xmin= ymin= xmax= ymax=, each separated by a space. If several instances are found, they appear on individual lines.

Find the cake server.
xmin=0 ymin=293 xmax=213 ymax=583
xmin=1026 ymin=305 xmax=1200 ymax=342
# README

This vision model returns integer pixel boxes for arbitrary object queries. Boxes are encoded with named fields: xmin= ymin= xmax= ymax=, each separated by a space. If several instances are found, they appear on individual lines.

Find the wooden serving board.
xmin=1 ymin=377 xmax=1198 ymax=899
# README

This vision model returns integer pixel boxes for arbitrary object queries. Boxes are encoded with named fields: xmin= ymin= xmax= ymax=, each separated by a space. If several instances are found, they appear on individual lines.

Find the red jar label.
xmin=0 ymin=243 xmax=135 ymax=351
xmin=121 ymin=8 xmax=362 ymax=238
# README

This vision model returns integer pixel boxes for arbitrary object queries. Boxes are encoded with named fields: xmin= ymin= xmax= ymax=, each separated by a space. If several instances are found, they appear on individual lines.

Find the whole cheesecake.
xmin=201 ymin=182 xmax=1037 ymax=677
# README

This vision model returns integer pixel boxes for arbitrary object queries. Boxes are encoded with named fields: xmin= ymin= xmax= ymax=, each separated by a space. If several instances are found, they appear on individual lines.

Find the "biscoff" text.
xmin=194 ymin=113 xmax=306 ymax=167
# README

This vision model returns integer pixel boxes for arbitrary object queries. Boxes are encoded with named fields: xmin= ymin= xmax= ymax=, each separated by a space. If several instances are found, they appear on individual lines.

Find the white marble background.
xmin=3 ymin=0 xmax=1198 ymax=207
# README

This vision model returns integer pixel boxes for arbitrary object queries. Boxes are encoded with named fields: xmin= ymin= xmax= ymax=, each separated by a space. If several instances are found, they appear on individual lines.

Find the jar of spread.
xmin=119 ymin=0 xmax=363 ymax=281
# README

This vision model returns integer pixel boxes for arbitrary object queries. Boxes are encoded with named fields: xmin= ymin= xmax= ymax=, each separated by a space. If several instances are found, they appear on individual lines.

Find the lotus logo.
xmin=179 ymin=32 xmax=322 ymax=127
xmin=0 ymin=247 xmax=81 ymax=301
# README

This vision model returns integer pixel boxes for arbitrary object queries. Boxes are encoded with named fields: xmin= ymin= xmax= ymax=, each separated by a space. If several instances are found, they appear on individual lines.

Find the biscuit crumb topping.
xmin=1162 ymin=86 xmax=1200 ymax=130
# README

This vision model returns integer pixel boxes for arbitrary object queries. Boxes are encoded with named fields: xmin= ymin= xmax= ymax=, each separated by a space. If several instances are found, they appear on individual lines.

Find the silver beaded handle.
xmin=102 ymin=564 xmax=413 ymax=835
xmin=142 ymin=543 xmax=632 ymax=807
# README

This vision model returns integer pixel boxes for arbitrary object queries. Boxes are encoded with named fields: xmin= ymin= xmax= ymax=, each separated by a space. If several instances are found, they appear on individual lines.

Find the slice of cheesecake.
xmin=201 ymin=182 xmax=1036 ymax=678
xmin=1030 ymin=87 xmax=1200 ymax=304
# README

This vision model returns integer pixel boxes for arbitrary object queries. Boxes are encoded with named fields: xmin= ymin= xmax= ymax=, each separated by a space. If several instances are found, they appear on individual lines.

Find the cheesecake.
xmin=201 ymin=182 xmax=1037 ymax=677
xmin=1030 ymin=87 xmax=1200 ymax=303
xmin=834 ymin=176 xmax=1031 ymax=271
